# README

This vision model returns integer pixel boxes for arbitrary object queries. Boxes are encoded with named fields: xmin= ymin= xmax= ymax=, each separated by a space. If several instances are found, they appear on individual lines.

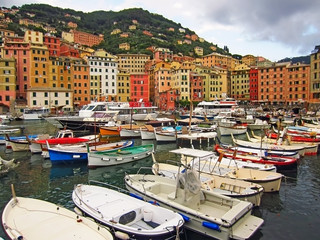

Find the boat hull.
xmin=48 ymin=149 xmax=88 ymax=163
xmin=217 ymin=126 xmax=247 ymax=136
xmin=6 ymin=140 xmax=29 ymax=152
xmin=48 ymin=140 xmax=134 ymax=163
xmin=99 ymin=126 xmax=120 ymax=136
xmin=120 ymin=128 xmax=141 ymax=138
xmin=140 ymin=129 xmax=156 ymax=140
xmin=154 ymin=131 xmax=177 ymax=142
xmin=88 ymin=144 xmax=154 ymax=168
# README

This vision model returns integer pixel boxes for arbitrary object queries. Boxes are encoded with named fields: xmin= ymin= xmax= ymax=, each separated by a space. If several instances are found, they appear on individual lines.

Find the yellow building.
xmin=119 ymin=43 xmax=130 ymax=51
xmin=194 ymin=46 xmax=203 ymax=56
xmin=61 ymin=31 xmax=74 ymax=43
xmin=171 ymin=61 xmax=193 ymax=101
xmin=24 ymin=30 xmax=43 ymax=44
xmin=0 ymin=57 xmax=16 ymax=112
xmin=117 ymin=53 xmax=150 ymax=74
xmin=310 ymin=45 xmax=320 ymax=103
xmin=242 ymin=54 xmax=257 ymax=66
xmin=116 ymin=69 xmax=131 ymax=102
xmin=193 ymin=65 xmax=228 ymax=101
xmin=230 ymin=63 xmax=250 ymax=102
xmin=111 ymin=29 xmax=121 ymax=35
xmin=202 ymin=52 xmax=240 ymax=70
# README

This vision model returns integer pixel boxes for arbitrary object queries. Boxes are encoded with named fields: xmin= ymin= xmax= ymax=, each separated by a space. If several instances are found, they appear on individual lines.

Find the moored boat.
xmin=154 ymin=126 xmax=182 ymax=142
xmin=47 ymin=140 xmax=134 ymax=163
xmin=99 ymin=126 xmax=120 ymax=136
xmin=140 ymin=125 xmax=156 ymax=140
xmin=152 ymin=161 xmax=264 ymax=206
xmin=231 ymin=133 xmax=306 ymax=157
xmin=5 ymin=134 xmax=33 ymax=152
xmin=125 ymin=148 xmax=264 ymax=240
xmin=2 ymin=185 xmax=114 ymax=240
xmin=72 ymin=181 xmax=184 ymax=240
xmin=174 ymin=148 xmax=283 ymax=192
xmin=88 ymin=144 xmax=154 ymax=168
xmin=215 ymin=144 xmax=298 ymax=170
xmin=217 ymin=124 xmax=247 ymax=136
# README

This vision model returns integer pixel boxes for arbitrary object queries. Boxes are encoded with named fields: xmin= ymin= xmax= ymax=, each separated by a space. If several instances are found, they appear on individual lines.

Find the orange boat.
xmin=99 ymin=126 xmax=120 ymax=136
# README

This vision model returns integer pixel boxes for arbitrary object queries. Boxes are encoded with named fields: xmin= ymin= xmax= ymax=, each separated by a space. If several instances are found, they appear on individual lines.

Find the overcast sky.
xmin=2 ymin=0 xmax=320 ymax=61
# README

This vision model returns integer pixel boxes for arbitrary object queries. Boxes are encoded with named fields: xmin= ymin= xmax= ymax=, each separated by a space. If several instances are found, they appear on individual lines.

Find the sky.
xmin=2 ymin=0 xmax=320 ymax=62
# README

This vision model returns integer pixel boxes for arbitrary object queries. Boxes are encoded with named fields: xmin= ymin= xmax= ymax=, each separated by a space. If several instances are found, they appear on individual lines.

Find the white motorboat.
xmin=125 ymin=151 xmax=264 ymax=240
xmin=152 ymin=160 xmax=264 ymax=206
xmin=72 ymin=182 xmax=184 ymax=240
xmin=178 ymin=148 xmax=283 ymax=192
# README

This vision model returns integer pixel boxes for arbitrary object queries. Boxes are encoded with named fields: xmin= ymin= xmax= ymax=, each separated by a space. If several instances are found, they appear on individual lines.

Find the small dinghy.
xmin=2 ymin=185 xmax=114 ymax=240
xmin=72 ymin=181 xmax=184 ymax=240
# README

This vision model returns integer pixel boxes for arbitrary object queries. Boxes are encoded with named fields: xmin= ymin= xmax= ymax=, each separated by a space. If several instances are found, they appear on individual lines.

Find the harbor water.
xmin=1 ymin=120 xmax=320 ymax=239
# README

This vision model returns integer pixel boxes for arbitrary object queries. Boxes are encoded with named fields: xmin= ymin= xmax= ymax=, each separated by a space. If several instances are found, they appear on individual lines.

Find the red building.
xmin=190 ymin=72 xmax=203 ymax=102
xmin=130 ymin=73 xmax=149 ymax=102
xmin=43 ymin=35 xmax=60 ymax=56
xmin=159 ymin=89 xmax=179 ymax=111
xmin=249 ymin=67 xmax=259 ymax=102
xmin=60 ymin=43 xmax=80 ymax=58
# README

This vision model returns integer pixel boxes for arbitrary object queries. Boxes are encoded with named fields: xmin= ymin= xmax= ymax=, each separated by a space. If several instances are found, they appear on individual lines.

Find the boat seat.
xmin=221 ymin=201 xmax=252 ymax=224
xmin=167 ymin=191 xmax=177 ymax=200
xmin=117 ymin=150 xmax=132 ymax=155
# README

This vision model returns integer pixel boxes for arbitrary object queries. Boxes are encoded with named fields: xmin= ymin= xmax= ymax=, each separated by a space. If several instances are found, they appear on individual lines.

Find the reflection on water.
xmin=1 ymin=121 xmax=320 ymax=240
xmin=88 ymin=157 xmax=153 ymax=189
xmin=49 ymin=162 xmax=88 ymax=180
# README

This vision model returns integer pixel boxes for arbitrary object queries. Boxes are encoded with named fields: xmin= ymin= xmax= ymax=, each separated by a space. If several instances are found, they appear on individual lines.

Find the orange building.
xmin=153 ymin=61 xmax=172 ymax=107
xmin=72 ymin=30 xmax=104 ymax=47
xmin=153 ymin=48 xmax=173 ymax=62
xmin=258 ymin=62 xmax=309 ymax=105
xmin=284 ymin=63 xmax=310 ymax=105
xmin=73 ymin=59 xmax=90 ymax=107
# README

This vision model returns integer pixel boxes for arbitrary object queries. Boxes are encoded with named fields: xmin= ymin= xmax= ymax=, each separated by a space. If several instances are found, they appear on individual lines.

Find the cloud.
xmin=198 ymin=0 xmax=320 ymax=55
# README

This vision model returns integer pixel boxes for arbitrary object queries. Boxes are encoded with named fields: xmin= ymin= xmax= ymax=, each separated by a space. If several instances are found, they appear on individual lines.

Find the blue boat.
xmin=47 ymin=140 xmax=134 ymax=164
xmin=0 ymin=134 xmax=38 ymax=145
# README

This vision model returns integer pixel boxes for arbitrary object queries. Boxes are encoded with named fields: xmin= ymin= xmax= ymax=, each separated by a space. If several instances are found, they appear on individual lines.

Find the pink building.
xmin=3 ymin=36 xmax=31 ymax=102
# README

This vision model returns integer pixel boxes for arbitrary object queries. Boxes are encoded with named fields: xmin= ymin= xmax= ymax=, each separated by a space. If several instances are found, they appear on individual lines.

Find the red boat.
xmin=214 ymin=144 xmax=298 ymax=170
xmin=268 ymin=132 xmax=320 ymax=142
xmin=28 ymin=129 xmax=98 ymax=154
